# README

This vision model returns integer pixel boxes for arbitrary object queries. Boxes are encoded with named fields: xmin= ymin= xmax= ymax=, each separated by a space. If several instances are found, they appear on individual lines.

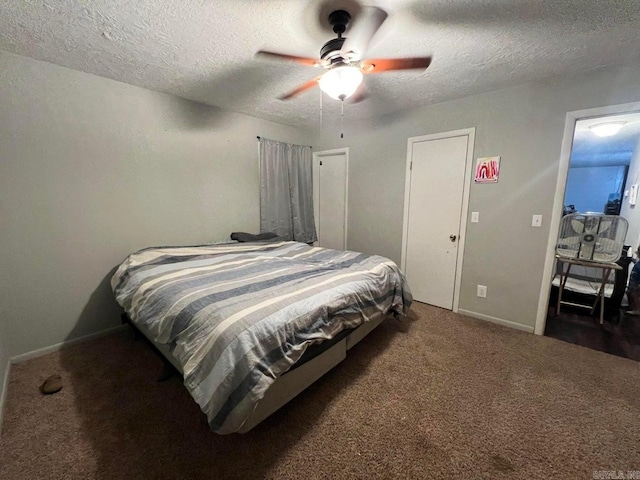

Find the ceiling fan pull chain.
xmin=341 ymin=100 xmax=344 ymax=139
xmin=320 ymin=90 xmax=323 ymax=148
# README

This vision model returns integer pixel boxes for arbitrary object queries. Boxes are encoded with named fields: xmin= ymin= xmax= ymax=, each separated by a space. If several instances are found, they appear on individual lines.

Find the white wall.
xmin=317 ymin=63 xmax=640 ymax=330
xmin=0 ymin=49 xmax=314 ymax=368
xmin=620 ymin=136 xmax=640 ymax=248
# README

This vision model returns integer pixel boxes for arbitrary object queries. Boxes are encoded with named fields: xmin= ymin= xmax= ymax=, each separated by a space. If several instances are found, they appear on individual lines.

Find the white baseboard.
xmin=1 ymin=325 xmax=128 ymax=437
xmin=10 ymin=325 xmax=128 ymax=365
xmin=0 ymin=360 xmax=10 ymax=438
xmin=457 ymin=309 xmax=535 ymax=333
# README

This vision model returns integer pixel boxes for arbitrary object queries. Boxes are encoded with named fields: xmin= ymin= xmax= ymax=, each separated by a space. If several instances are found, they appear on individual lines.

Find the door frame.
xmin=534 ymin=101 xmax=640 ymax=335
xmin=312 ymin=148 xmax=349 ymax=250
xmin=401 ymin=128 xmax=476 ymax=313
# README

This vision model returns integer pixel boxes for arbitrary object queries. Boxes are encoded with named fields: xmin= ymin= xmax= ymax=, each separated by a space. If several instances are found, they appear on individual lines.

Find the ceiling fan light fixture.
xmin=318 ymin=65 xmax=363 ymax=101
xmin=589 ymin=121 xmax=626 ymax=137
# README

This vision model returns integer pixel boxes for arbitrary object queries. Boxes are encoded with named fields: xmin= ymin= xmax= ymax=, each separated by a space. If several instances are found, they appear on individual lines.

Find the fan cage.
xmin=556 ymin=213 xmax=628 ymax=263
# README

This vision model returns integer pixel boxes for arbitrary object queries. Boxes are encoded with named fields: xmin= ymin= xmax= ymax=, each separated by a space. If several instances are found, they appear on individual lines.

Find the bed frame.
xmin=121 ymin=312 xmax=385 ymax=433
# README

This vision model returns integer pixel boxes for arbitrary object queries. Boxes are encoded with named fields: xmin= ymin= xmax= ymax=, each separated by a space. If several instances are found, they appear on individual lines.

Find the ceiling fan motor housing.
xmin=328 ymin=10 xmax=350 ymax=35
xmin=321 ymin=10 xmax=351 ymax=62
xmin=320 ymin=37 xmax=346 ymax=61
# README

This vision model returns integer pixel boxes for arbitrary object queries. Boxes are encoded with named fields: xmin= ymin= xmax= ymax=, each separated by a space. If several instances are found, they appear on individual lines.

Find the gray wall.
xmin=317 ymin=64 xmax=640 ymax=330
xmin=0 ymin=318 xmax=8 ymax=434
xmin=0 ymin=50 xmax=313 ymax=366
xmin=3 ymin=45 xmax=640 ymax=411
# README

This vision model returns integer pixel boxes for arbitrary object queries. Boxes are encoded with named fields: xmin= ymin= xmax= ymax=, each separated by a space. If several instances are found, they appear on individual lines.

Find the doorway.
xmin=401 ymin=128 xmax=475 ymax=311
xmin=313 ymin=148 xmax=348 ymax=250
xmin=537 ymin=103 xmax=640 ymax=360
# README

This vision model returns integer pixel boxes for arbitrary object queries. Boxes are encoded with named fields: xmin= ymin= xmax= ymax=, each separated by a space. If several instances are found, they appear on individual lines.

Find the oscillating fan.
xmin=556 ymin=213 xmax=628 ymax=263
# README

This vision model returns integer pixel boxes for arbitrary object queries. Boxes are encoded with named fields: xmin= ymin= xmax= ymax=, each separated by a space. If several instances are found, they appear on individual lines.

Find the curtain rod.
xmin=257 ymin=136 xmax=312 ymax=148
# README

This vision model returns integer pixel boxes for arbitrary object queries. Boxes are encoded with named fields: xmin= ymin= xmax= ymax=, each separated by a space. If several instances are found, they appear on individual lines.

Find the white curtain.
xmin=259 ymin=138 xmax=317 ymax=243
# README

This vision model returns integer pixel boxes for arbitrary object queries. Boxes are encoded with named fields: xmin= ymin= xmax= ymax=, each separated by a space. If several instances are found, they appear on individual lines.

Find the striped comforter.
xmin=111 ymin=241 xmax=412 ymax=434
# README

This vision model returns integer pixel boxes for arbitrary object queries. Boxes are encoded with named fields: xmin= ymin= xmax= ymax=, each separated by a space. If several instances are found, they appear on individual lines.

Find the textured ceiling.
xmin=2 ymin=0 xmax=640 ymax=128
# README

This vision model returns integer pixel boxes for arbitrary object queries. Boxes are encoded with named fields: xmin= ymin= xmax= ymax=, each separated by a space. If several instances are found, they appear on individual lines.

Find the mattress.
xmin=111 ymin=241 xmax=412 ymax=433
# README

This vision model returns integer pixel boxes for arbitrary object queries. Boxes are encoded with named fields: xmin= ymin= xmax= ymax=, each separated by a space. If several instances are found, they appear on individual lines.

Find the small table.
xmin=555 ymin=255 xmax=622 ymax=325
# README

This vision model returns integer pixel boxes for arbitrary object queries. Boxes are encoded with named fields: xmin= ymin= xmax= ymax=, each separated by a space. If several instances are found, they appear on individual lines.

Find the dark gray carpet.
xmin=1 ymin=302 xmax=638 ymax=479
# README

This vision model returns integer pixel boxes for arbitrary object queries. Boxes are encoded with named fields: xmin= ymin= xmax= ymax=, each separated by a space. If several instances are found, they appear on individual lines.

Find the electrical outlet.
xmin=477 ymin=285 xmax=487 ymax=298
xmin=471 ymin=211 xmax=479 ymax=223
xmin=532 ymin=214 xmax=543 ymax=227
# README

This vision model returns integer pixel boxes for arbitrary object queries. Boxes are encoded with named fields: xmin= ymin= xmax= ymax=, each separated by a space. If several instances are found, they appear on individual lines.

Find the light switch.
xmin=630 ymin=185 xmax=638 ymax=206
xmin=532 ymin=214 xmax=543 ymax=227
xmin=471 ymin=212 xmax=479 ymax=223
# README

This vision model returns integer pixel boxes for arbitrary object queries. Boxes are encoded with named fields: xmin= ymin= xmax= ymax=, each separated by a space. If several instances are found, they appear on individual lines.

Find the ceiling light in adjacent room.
xmin=589 ymin=121 xmax=626 ymax=137
xmin=318 ymin=65 xmax=363 ymax=101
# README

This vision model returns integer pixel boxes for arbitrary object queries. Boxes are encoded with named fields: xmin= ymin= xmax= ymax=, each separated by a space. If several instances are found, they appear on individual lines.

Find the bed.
xmin=111 ymin=240 xmax=412 ymax=434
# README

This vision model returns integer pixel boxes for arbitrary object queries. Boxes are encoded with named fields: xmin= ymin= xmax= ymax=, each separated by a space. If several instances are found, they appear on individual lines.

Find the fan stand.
xmin=555 ymin=255 xmax=623 ymax=325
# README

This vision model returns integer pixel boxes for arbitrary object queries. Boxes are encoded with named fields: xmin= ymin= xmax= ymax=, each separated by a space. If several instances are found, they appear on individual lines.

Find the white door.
xmin=402 ymin=131 xmax=473 ymax=310
xmin=313 ymin=149 xmax=348 ymax=250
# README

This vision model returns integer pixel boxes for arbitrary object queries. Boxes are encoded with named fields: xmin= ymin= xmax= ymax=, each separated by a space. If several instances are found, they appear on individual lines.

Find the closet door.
xmin=402 ymin=132 xmax=472 ymax=310
xmin=313 ymin=149 xmax=348 ymax=250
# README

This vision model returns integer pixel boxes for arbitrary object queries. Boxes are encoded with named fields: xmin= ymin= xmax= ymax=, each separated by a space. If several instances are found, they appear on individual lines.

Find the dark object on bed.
xmin=230 ymin=231 xmax=279 ymax=242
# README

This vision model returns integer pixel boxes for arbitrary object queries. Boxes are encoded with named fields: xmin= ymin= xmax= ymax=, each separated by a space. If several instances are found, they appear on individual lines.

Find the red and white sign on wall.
xmin=474 ymin=156 xmax=500 ymax=183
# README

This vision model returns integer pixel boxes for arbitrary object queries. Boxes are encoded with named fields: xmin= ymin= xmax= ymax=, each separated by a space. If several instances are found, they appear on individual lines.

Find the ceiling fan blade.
xmin=256 ymin=50 xmax=320 ymax=67
xmin=347 ymin=83 xmax=369 ymax=104
xmin=278 ymin=77 xmax=321 ymax=100
xmin=362 ymin=57 xmax=433 ymax=73
xmin=340 ymin=6 xmax=388 ymax=62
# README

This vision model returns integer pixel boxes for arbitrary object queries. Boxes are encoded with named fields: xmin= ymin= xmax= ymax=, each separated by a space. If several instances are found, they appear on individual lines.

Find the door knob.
xmin=449 ymin=234 xmax=457 ymax=242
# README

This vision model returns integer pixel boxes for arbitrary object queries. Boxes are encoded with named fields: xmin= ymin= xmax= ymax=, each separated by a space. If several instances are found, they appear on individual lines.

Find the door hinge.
xmin=410 ymin=161 xmax=413 ymax=171
xmin=320 ymin=161 xmax=323 ymax=166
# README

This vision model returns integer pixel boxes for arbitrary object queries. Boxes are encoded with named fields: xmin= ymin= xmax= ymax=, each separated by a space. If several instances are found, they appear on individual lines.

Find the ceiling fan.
xmin=256 ymin=6 xmax=432 ymax=102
